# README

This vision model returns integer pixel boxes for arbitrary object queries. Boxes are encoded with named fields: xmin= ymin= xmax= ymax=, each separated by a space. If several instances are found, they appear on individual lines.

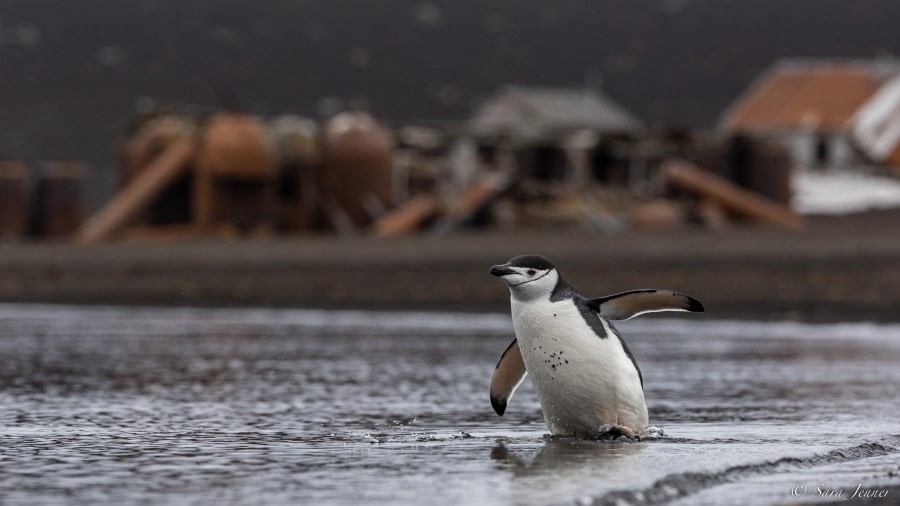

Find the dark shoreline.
xmin=2 ymin=211 xmax=899 ymax=322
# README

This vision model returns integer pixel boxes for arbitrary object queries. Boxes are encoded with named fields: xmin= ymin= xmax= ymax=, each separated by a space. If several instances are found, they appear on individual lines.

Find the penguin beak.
xmin=490 ymin=264 xmax=516 ymax=277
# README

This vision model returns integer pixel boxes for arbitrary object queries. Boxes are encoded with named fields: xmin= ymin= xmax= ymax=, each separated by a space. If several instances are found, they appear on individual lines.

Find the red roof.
xmin=721 ymin=60 xmax=898 ymax=132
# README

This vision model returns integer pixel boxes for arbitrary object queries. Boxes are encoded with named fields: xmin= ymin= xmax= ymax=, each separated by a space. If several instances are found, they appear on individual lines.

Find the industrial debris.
xmin=6 ymin=60 xmax=900 ymax=242
xmin=662 ymin=159 xmax=803 ymax=230
xmin=3 ymin=91 xmax=814 ymax=243
xmin=4 ymin=109 xmax=806 ymax=243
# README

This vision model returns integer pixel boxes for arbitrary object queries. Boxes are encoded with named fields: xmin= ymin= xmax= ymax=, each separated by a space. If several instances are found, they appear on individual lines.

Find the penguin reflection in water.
xmin=489 ymin=255 xmax=703 ymax=438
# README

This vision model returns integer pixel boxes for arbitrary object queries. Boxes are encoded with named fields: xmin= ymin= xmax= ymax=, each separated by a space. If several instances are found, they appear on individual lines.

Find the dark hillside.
xmin=2 ymin=0 xmax=899 ymax=172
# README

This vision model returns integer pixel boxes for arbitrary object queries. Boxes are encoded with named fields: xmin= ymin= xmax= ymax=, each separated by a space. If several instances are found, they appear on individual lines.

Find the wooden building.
xmin=719 ymin=58 xmax=900 ymax=171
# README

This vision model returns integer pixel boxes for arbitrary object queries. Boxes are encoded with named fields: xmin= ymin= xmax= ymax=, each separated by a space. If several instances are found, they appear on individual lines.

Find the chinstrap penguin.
xmin=489 ymin=255 xmax=703 ymax=437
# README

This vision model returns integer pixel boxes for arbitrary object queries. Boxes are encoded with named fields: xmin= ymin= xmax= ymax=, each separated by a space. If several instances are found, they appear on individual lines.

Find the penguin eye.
xmin=527 ymin=269 xmax=536 ymax=276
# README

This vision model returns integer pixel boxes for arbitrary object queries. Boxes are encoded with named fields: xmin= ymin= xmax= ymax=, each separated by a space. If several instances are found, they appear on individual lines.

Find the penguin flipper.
xmin=490 ymin=338 xmax=527 ymax=416
xmin=588 ymin=289 xmax=704 ymax=320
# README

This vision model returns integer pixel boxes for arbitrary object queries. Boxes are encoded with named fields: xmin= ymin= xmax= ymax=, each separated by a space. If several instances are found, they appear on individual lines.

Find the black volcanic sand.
xmin=1 ymin=210 xmax=898 ymax=321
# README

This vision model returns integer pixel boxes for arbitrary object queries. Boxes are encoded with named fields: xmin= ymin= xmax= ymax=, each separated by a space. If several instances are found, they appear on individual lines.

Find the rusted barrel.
xmin=30 ymin=161 xmax=87 ymax=238
xmin=321 ymin=112 xmax=394 ymax=227
xmin=0 ymin=161 xmax=29 ymax=238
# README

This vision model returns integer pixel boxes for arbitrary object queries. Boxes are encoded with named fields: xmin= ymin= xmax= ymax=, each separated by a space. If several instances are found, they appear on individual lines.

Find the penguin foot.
xmin=615 ymin=425 xmax=640 ymax=438
xmin=592 ymin=424 xmax=642 ymax=440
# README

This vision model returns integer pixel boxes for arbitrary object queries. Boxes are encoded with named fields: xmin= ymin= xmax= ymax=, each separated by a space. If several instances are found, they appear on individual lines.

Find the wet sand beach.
xmin=1 ymin=211 xmax=898 ymax=321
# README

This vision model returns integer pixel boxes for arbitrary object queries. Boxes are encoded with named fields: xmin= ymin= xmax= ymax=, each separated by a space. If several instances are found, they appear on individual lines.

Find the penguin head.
xmin=490 ymin=255 xmax=559 ymax=300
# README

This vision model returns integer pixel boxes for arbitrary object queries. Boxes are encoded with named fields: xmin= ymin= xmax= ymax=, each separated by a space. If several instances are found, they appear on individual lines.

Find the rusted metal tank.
xmin=196 ymin=113 xmax=278 ymax=179
xmin=30 ymin=161 xmax=87 ymax=238
xmin=194 ymin=114 xmax=279 ymax=233
xmin=0 ymin=161 xmax=29 ymax=238
xmin=270 ymin=115 xmax=320 ymax=167
xmin=321 ymin=112 xmax=394 ymax=227
xmin=269 ymin=115 xmax=321 ymax=232
xmin=118 ymin=114 xmax=196 ymax=225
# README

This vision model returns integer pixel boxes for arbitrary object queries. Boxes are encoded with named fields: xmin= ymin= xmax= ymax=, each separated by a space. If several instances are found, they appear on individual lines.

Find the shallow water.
xmin=0 ymin=304 xmax=898 ymax=505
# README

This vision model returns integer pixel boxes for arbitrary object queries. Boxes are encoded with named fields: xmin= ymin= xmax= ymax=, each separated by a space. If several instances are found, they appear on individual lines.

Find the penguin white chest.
xmin=510 ymin=297 xmax=648 ymax=436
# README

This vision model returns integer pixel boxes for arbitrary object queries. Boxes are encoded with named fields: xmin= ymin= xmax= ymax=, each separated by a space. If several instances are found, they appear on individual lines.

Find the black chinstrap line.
xmin=509 ymin=270 xmax=552 ymax=287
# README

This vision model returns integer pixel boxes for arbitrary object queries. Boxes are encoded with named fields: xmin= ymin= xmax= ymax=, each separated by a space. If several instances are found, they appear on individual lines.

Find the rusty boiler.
xmin=269 ymin=115 xmax=321 ymax=232
xmin=120 ymin=114 xmax=196 ymax=225
xmin=321 ymin=112 xmax=394 ymax=228
xmin=194 ymin=113 xmax=278 ymax=233
xmin=121 ymin=114 xmax=195 ymax=184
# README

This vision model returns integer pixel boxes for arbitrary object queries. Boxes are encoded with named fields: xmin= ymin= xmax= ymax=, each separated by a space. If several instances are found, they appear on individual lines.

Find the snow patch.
xmin=791 ymin=169 xmax=900 ymax=214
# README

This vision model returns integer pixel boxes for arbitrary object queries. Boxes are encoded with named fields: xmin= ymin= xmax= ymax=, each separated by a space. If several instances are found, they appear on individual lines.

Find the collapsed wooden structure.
xmin=662 ymin=159 xmax=803 ymax=230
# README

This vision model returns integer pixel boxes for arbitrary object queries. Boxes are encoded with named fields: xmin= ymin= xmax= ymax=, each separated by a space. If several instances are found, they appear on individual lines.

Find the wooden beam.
xmin=77 ymin=138 xmax=195 ymax=243
xmin=446 ymin=178 xmax=508 ymax=221
xmin=662 ymin=159 xmax=803 ymax=230
xmin=370 ymin=194 xmax=441 ymax=237
xmin=432 ymin=176 xmax=509 ymax=234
